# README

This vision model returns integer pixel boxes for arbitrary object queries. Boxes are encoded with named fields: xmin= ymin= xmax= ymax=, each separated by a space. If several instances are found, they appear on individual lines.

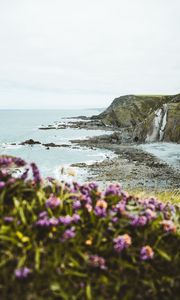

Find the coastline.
xmin=70 ymin=138 xmax=180 ymax=191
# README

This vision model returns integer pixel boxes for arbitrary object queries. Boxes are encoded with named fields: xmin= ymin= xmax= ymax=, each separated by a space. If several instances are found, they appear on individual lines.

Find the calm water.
xmin=0 ymin=109 xmax=113 ymax=179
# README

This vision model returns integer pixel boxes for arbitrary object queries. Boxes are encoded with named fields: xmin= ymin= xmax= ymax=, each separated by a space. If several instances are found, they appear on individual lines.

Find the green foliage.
xmin=0 ymin=156 xmax=180 ymax=300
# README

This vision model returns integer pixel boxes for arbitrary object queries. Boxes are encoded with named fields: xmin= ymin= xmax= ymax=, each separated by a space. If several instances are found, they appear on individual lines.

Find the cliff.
xmin=93 ymin=94 xmax=180 ymax=143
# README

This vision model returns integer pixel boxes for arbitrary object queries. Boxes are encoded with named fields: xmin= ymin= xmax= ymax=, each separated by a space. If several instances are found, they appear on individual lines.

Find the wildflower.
xmin=88 ymin=255 xmax=107 ymax=270
xmin=39 ymin=211 xmax=48 ymax=219
xmin=0 ymin=181 xmax=5 ymax=189
xmin=13 ymin=157 xmax=26 ymax=167
xmin=94 ymin=206 xmax=107 ymax=217
xmin=4 ymin=216 xmax=14 ymax=223
xmin=0 ymin=157 xmax=13 ymax=167
xmin=72 ymin=213 xmax=81 ymax=223
xmin=61 ymin=227 xmax=76 ymax=242
xmin=31 ymin=162 xmax=41 ymax=184
xmin=85 ymin=239 xmax=93 ymax=245
xmin=140 ymin=246 xmax=154 ymax=260
xmin=72 ymin=200 xmax=81 ymax=210
xmin=46 ymin=194 xmax=61 ymax=209
xmin=88 ymin=182 xmax=98 ymax=190
xmin=105 ymin=184 xmax=121 ymax=196
xmin=85 ymin=204 xmax=93 ymax=212
xmin=160 ymin=220 xmax=176 ymax=233
xmin=96 ymin=200 xmax=108 ymax=209
xmin=113 ymin=234 xmax=132 ymax=252
xmin=145 ymin=209 xmax=157 ymax=221
xmin=21 ymin=168 xmax=29 ymax=180
xmin=15 ymin=267 xmax=31 ymax=279
xmin=116 ymin=201 xmax=126 ymax=213
xmin=59 ymin=215 xmax=73 ymax=225
xmin=36 ymin=218 xmax=50 ymax=227
xmin=49 ymin=217 xmax=59 ymax=226
xmin=130 ymin=215 xmax=147 ymax=227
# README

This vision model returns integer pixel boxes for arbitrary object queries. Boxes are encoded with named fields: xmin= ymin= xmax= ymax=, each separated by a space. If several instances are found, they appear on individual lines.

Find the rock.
xmin=93 ymin=93 xmax=180 ymax=143
xmin=20 ymin=139 xmax=41 ymax=145
xmin=42 ymin=143 xmax=70 ymax=148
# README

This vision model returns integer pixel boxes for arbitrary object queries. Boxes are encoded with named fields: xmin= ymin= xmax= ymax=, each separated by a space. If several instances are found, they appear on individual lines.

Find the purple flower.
xmin=88 ymin=182 xmax=98 ymax=190
xmin=49 ymin=217 xmax=59 ymax=226
xmin=4 ymin=216 xmax=14 ymax=223
xmin=94 ymin=206 xmax=107 ymax=217
xmin=105 ymin=184 xmax=121 ymax=196
xmin=0 ymin=181 xmax=5 ymax=189
xmin=113 ymin=234 xmax=132 ymax=252
xmin=72 ymin=200 xmax=81 ymax=210
xmin=31 ymin=162 xmax=41 ymax=184
xmin=130 ymin=215 xmax=147 ymax=227
xmin=36 ymin=218 xmax=50 ymax=227
xmin=140 ymin=246 xmax=154 ymax=260
xmin=13 ymin=157 xmax=26 ymax=167
xmin=21 ymin=168 xmax=29 ymax=180
xmin=72 ymin=213 xmax=81 ymax=223
xmin=0 ymin=157 xmax=13 ymax=167
xmin=145 ymin=209 xmax=157 ymax=221
xmin=15 ymin=267 xmax=31 ymax=279
xmin=88 ymin=255 xmax=107 ymax=270
xmin=46 ymin=194 xmax=61 ymax=209
xmin=61 ymin=227 xmax=76 ymax=242
xmin=39 ymin=211 xmax=48 ymax=219
xmin=59 ymin=215 xmax=73 ymax=225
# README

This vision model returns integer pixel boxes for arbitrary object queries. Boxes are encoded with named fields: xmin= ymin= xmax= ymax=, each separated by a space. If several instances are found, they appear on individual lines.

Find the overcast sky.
xmin=0 ymin=0 xmax=179 ymax=109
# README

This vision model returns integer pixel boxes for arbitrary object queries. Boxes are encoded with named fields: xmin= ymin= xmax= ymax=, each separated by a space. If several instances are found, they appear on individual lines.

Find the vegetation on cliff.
xmin=0 ymin=156 xmax=180 ymax=299
xmin=94 ymin=94 xmax=180 ymax=143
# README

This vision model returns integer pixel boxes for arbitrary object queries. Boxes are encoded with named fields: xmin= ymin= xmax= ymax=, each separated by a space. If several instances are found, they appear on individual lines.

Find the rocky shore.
xmin=26 ymin=93 xmax=180 ymax=190
xmin=70 ymin=138 xmax=180 ymax=191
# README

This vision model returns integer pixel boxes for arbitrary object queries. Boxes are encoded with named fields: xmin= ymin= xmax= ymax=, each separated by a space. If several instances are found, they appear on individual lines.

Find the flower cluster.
xmin=0 ymin=156 xmax=179 ymax=300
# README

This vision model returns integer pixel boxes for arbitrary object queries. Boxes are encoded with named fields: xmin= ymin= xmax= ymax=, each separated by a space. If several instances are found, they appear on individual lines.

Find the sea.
xmin=0 ymin=109 xmax=114 ymax=180
xmin=0 ymin=109 xmax=179 ymax=181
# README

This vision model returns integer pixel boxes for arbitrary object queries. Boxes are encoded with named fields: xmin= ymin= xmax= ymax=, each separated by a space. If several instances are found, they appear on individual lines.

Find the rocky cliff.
xmin=93 ymin=94 xmax=180 ymax=143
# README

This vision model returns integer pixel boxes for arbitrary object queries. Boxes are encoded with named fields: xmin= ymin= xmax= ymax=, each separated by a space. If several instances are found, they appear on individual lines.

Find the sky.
xmin=0 ymin=0 xmax=180 ymax=109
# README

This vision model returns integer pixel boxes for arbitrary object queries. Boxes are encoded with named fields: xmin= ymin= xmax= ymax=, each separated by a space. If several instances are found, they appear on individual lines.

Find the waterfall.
xmin=145 ymin=104 xmax=168 ymax=142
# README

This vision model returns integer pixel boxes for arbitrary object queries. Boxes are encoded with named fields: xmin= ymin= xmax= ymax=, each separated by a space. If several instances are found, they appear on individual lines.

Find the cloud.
xmin=0 ymin=0 xmax=180 ymax=108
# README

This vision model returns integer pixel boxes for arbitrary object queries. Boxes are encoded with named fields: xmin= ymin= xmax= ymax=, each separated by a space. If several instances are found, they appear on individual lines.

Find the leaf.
xmin=35 ymin=247 xmax=41 ymax=270
xmin=86 ymin=283 xmax=92 ymax=300
xmin=156 ymin=248 xmax=171 ymax=261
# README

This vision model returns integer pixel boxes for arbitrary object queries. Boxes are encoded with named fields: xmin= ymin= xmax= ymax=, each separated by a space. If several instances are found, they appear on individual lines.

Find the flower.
xmin=140 ymin=246 xmax=154 ymax=260
xmin=105 ymin=184 xmax=121 ymax=196
xmin=72 ymin=213 xmax=81 ymax=223
xmin=113 ymin=234 xmax=132 ymax=252
xmin=130 ymin=215 xmax=147 ymax=227
xmin=96 ymin=200 xmax=108 ymax=209
xmin=59 ymin=215 xmax=73 ymax=225
xmin=72 ymin=200 xmax=81 ymax=210
xmin=61 ymin=227 xmax=76 ymax=242
xmin=39 ymin=211 xmax=48 ymax=219
xmin=4 ymin=216 xmax=14 ymax=223
xmin=145 ymin=209 xmax=157 ymax=221
xmin=94 ymin=206 xmax=107 ymax=217
xmin=88 ymin=255 xmax=107 ymax=270
xmin=15 ymin=267 xmax=31 ymax=279
xmin=46 ymin=194 xmax=61 ymax=209
xmin=31 ymin=163 xmax=41 ymax=184
xmin=21 ymin=168 xmax=29 ymax=180
xmin=36 ymin=217 xmax=50 ymax=227
xmin=0 ymin=181 xmax=5 ymax=189
xmin=160 ymin=220 xmax=176 ymax=233
xmin=49 ymin=217 xmax=59 ymax=226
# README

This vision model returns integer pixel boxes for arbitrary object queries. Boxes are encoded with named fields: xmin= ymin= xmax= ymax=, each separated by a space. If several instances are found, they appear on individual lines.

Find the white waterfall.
xmin=145 ymin=104 xmax=168 ymax=142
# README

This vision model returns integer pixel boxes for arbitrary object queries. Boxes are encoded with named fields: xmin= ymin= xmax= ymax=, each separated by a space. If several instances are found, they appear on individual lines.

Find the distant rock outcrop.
xmin=93 ymin=94 xmax=180 ymax=143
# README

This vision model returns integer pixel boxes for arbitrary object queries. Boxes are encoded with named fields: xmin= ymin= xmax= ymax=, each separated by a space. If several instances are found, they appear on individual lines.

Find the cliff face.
xmin=95 ymin=94 xmax=180 ymax=143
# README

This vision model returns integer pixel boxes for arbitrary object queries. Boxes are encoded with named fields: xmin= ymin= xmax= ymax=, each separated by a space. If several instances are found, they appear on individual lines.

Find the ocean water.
xmin=0 ymin=109 xmax=113 ymax=179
